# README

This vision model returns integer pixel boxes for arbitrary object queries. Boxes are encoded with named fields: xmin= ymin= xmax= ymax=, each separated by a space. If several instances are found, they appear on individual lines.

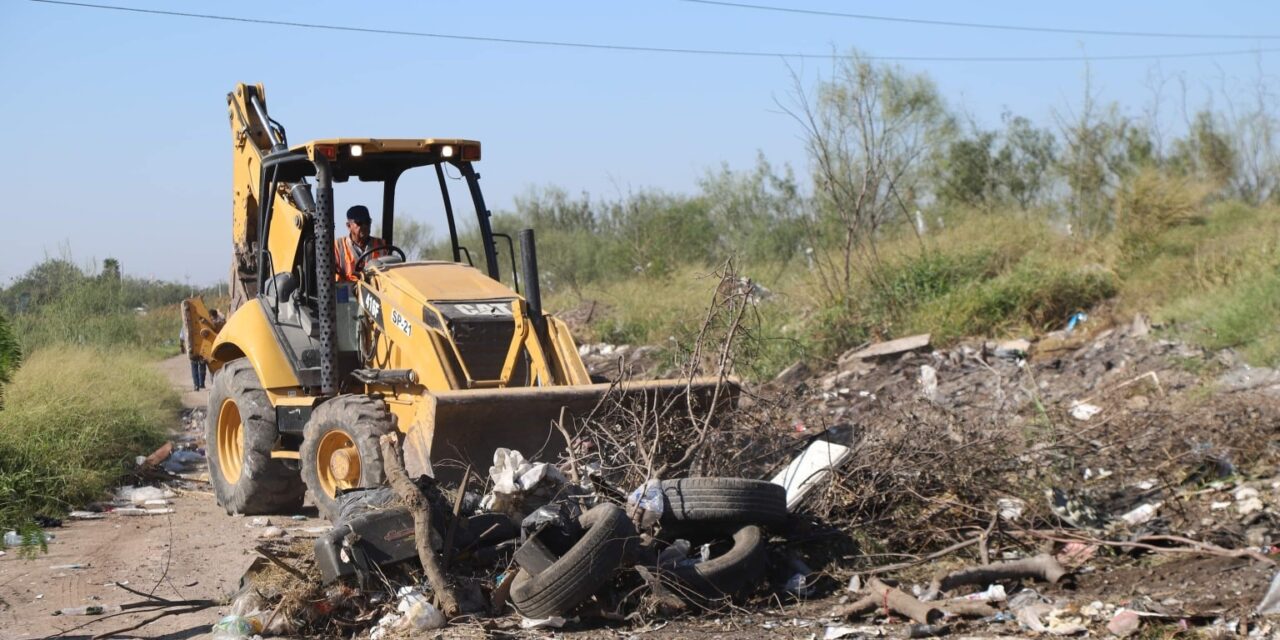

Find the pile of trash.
xmin=47 ymin=309 xmax=1280 ymax=638
xmin=214 ymin=444 xmax=802 ymax=637
xmin=199 ymin=313 xmax=1280 ymax=637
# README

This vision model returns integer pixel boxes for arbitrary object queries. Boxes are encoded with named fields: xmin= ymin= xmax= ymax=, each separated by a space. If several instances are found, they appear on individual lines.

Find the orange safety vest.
xmin=334 ymin=236 xmax=387 ymax=281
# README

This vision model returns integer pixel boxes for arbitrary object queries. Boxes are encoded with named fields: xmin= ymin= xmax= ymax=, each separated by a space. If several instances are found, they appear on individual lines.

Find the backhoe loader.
xmin=189 ymin=84 xmax=732 ymax=519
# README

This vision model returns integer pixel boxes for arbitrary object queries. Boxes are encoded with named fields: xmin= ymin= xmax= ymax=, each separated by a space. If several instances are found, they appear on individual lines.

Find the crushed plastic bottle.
xmin=626 ymin=479 xmax=665 ymax=529
xmin=3 ymin=530 xmax=54 ymax=546
xmin=210 ymin=614 xmax=261 ymax=639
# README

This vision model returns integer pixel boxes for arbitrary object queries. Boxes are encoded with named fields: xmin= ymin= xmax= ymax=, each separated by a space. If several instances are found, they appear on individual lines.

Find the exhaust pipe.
xmin=518 ymin=229 xmax=548 ymax=345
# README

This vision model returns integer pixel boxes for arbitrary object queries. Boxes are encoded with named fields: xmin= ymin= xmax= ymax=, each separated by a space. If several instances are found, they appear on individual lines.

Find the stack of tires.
xmin=509 ymin=478 xmax=788 ymax=618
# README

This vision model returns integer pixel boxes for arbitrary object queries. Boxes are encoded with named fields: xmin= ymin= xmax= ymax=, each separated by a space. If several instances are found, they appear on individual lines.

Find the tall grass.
xmin=0 ymin=258 xmax=194 ymax=545
xmin=0 ymin=347 xmax=177 ymax=534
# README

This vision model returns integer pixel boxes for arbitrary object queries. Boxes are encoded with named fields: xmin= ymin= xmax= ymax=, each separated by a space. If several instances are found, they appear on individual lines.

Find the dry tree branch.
xmin=832 ymin=578 xmax=944 ymax=625
xmin=1026 ymin=530 xmax=1276 ymax=566
xmin=922 ymin=554 xmax=1068 ymax=601
xmin=379 ymin=434 xmax=460 ymax=616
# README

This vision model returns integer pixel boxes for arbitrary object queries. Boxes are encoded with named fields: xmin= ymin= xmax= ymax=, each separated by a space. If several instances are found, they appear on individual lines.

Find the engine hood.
xmin=374 ymin=261 xmax=519 ymax=305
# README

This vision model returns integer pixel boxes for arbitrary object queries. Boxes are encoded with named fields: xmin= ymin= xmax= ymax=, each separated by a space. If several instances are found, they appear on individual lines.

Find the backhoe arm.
xmin=226 ymin=83 xmax=294 ymax=312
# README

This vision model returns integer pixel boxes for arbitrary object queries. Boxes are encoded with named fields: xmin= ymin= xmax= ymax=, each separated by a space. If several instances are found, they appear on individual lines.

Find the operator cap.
xmin=346 ymin=205 xmax=372 ymax=225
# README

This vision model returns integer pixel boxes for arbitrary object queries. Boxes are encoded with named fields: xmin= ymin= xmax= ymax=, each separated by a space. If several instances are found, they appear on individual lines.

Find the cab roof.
xmin=267 ymin=138 xmax=481 ymax=182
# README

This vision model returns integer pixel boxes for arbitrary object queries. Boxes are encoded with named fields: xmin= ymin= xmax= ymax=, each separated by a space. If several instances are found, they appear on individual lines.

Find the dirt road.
xmin=0 ymin=356 xmax=329 ymax=640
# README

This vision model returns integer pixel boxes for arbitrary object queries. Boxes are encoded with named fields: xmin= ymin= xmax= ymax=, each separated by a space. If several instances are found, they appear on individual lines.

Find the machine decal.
xmin=391 ymin=309 xmax=412 ymax=336
xmin=453 ymin=302 xmax=512 ymax=317
xmin=362 ymin=291 xmax=383 ymax=325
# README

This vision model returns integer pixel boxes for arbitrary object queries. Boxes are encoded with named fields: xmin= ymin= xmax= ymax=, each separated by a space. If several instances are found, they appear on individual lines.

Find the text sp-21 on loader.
xmin=184 ymin=83 xmax=734 ymax=520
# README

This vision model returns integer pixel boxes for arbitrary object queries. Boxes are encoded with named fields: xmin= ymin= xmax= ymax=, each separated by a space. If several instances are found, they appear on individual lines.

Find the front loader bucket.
xmin=400 ymin=377 xmax=737 ymax=483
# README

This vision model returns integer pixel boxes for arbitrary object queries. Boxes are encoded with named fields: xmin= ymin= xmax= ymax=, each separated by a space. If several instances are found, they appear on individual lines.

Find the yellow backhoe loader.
xmin=189 ymin=84 xmax=731 ymax=519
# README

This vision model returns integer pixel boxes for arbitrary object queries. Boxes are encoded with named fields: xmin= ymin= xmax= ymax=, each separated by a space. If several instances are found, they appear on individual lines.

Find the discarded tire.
xmin=510 ymin=503 xmax=637 ymax=618
xmin=669 ymin=525 xmax=767 ymax=600
xmin=301 ymin=395 xmax=396 ymax=521
xmin=658 ymin=478 xmax=787 ymax=531
xmin=206 ymin=359 xmax=306 ymax=515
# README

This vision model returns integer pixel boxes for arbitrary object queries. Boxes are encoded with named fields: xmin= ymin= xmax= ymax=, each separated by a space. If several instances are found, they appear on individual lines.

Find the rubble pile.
xmin=40 ymin=313 xmax=1280 ymax=638
xmin=749 ymin=316 xmax=1280 ymax=636
xmin=206 ymin=317 xmax=1280 ymax=637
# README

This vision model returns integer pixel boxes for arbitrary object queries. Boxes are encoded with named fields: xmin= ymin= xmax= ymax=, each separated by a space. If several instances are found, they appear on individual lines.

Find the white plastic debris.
xmin=115 ymin=486 xmax=174 ymax=505
xmin=1083 ymin=468 xmax=1112 ymax=481
xmin=258 ymin=526 xmax=286 ymax=539
xmin=370 ymin=586 xmax=445 ymax=639
xmin=825 ymin=625 xmax=880 ymax=639
xmin=114 ymin=507 xmax=175 ymax=516
xmin=770 ymin=433 xmax=853 ymax=511
xmin=1236 ymin=487 xmax=1261 ymax=501
xmin=1257 ymin=569 xmax=1280 ymax=614
xmin=1238 ymin=497 xmax=1265 ymax=516
xmin=1069 ymin=402 xmax=1102 ymax=421
xmin=248 ymin=517 xmax=271 ymax=528
xmin=919 ymin=365 xmax=939 ymax=402
xmin=400 ymin=598 xmax=445 ymax=631
xmin=960 ymin=584 xmax=1007 ymax=602
xmin=67 ymin=511 xmax=105 ymax=520
xmin=997 ymin=497 xmax=1026 ymax=521
xmin=520 ymin=616 xmax=567 ymax=629
xmin=627 ymin=480 xmax=664 ymax=518
xmin=1116 ymin=502 xmax=1162 ymax=527
xmin=481 ymin=448 xmax=567 ymax=515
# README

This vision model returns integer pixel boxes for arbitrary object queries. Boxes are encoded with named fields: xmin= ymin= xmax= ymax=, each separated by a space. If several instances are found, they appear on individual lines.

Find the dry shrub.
xmin=801 ymin=403 xmax=1023 ymax=562
xmin=575 ymin=263 xmax=796 ymax=492
xmin=1115 ymin=168 xmax=1209 ymax=259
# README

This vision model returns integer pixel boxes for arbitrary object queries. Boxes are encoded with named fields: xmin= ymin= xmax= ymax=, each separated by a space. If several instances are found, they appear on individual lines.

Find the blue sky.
xmin=1 ymin=1 xmax=1275 ymax=285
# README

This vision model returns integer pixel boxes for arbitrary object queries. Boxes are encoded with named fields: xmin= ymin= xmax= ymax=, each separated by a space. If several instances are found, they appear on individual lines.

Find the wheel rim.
xmin=316 ymin=430 xmax=360 ymax=498
xmin=217 ymin=399 xmax=244 ymax=484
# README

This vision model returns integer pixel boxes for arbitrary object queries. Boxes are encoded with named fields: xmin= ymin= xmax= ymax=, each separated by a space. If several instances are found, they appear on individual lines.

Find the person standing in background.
xmin=179 ymin=319 xmax=206 ymax=391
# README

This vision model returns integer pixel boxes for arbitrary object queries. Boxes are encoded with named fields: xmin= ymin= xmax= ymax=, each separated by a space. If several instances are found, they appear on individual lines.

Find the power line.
xmin=681 ymin=0 xmax=1280 ymax=41
xmin=26 ymin=0 xmax=1280 ymax=63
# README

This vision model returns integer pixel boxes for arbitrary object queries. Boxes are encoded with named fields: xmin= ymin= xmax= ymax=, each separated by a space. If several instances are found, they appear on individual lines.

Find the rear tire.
xmin=301 ymin=395 xmax=395 ymax=521
xmin=205 ymin=359 xmax=306 ymax=515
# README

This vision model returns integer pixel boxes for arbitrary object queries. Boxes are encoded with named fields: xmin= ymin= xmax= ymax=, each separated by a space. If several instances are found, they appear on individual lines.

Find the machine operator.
xmin=334 ymin=205 xmax=387 ymax=281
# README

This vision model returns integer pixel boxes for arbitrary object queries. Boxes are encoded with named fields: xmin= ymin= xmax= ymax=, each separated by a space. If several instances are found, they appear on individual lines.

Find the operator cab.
xmin=255 ymin=137 xmax=526 ymax=395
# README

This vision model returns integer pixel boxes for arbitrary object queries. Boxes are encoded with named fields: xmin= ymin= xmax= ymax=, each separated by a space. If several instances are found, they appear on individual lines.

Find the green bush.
xmin=911 ymin=258 xmax=1118 ymax=341
xmin=1 ymin=258 xmax=202 ymax=354
xmin=0 ymin=347 xmax=177 ymax=534
xmin=863 ymin=249 xmax=1001 ymax=325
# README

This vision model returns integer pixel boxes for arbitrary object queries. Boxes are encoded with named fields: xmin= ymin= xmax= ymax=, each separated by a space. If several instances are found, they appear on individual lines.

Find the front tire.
xmin=205 ymin=359 xmax=306 ymax=515
xmin=300 ymin=394 xmax=395 ymax=521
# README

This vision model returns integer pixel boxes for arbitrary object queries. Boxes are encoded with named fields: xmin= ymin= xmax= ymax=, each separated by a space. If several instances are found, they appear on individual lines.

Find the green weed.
xmin=0 ymin=347 xmax=177 ymax=535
